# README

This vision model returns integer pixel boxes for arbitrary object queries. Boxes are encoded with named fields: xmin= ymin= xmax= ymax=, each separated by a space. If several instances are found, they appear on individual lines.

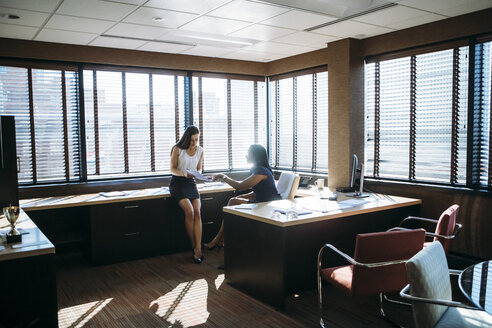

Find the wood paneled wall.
xmin=0 ymin=38 xmax=266 ymax=76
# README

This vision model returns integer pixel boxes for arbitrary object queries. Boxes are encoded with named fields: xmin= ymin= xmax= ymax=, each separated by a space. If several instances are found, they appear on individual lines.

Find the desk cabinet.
xmin=90 ymin=198 xmax=170 ymax=265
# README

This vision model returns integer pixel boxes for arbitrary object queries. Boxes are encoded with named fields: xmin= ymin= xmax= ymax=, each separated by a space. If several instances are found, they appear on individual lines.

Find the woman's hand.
xmin=213 ymin=173 xmax=225 ymax=181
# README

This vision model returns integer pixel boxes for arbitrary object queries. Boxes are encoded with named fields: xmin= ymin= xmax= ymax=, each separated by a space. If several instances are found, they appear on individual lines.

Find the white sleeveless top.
xmin=175 ymin=145 xmax=203 ymax=175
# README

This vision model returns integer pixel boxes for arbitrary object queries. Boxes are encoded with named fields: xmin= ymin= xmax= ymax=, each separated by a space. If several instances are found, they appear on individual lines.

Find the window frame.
xmin=365 ymin=35 xmax=492 ymax=191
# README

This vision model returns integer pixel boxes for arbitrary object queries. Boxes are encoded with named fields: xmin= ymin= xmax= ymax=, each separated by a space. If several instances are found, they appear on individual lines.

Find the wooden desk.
xmin=0 ymin=211 xmax=57 ymax=327
xmin=20 ymin=182 xmax=234 ymax=211
xmin=19 ymin=182 xmax=235 ymax=265
xmin=223 ymin=193 xmax=421 ymax=309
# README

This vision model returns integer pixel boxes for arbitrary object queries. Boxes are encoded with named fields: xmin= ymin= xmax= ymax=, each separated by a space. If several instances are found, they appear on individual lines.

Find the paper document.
xmin=338 ymin=199 xmax=370 ymax=207
xmin=274 ymin=208 xmax=312 ymax=215
xmin=99 ymin=191 xmax=128 ymax=197
xmin=234 ymin=204 xmax=257 ymax=210
xmin=187 ymin=170 xmax=212 ymax=182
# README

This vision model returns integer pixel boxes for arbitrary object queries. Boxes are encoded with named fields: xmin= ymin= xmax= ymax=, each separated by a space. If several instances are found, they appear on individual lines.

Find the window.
xmin=471 ymin=40 xmax=491 ymax=187
xmin=0 ymin=64 xmax=80 ymax=184
xmin=84 ymin=68 xmax=186 ymax=178
xmin=365 ymin=46 xmax=469 ymax=185
xmin=192 ymin=75 xmax=267 ymax=172
xmin=269 ymin=68 xmax=328 ymax=173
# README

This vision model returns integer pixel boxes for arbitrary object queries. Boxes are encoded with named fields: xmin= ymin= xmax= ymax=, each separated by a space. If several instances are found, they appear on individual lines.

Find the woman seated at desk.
xmin=170 ymin=126 xmax=205 ymax=264
xmin=205 ymin=144 xmax=280 ymax=249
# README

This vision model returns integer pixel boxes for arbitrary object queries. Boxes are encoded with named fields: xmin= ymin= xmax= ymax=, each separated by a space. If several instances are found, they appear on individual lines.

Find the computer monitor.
xmin=349 ymin=154 xmax=358 ymax=189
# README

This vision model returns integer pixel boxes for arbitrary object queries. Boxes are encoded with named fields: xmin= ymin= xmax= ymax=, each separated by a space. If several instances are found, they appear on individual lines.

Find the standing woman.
xmin=170 ymin=126 xmax=204 ymax=264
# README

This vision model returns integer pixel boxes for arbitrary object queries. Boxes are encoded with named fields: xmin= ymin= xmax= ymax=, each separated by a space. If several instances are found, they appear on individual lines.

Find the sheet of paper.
xmin=338 ymin=199 xmax=371 ymax=207
xmin=274 ymin=208 xmax=312 ymax=216
xmin=187 ymin=170 xmax=212 ymax=182
xmin=99 ymin=191 xmax=128 ymax=197
xmin=234 ymin=204 xmax=257 ymax=210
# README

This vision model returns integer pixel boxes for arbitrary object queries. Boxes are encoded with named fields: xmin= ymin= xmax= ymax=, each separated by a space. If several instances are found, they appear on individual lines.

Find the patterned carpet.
xmin=56 ymin=248 xmax=414 ymax=328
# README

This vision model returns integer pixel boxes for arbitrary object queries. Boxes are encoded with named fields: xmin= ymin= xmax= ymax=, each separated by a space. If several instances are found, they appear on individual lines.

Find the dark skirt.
xmin=170 ymin=175 xmax=199 ymax=201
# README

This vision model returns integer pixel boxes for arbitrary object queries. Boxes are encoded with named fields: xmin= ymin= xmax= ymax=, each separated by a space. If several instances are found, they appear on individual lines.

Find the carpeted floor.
xmin=56 ymin=248 xmax=415 ymax=327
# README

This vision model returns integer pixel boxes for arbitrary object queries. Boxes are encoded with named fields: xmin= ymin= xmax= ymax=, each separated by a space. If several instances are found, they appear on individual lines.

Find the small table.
xmin=459 ymin=261 xmax=492 ymax=314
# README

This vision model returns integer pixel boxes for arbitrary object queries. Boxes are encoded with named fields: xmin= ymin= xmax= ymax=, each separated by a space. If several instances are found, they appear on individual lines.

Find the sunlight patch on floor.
xmin=58 ymin=298 xmax=113 ymax=328
xmin=215 ymin=273 xmax=224 ymax=290
xmin=150 ymin=279 xmax=210 ymax=327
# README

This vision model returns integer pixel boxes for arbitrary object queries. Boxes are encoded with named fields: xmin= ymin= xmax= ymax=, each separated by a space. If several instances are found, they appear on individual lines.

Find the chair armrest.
xmin=400 ymin=216 xmax=439 ymax=227
xmin=400 ymin=284 xmax=479 ymax=310
xmin=399 ymin=217 xmax=463 ymax=240
xmin=317 ymin=244 xmax=409 ymax=271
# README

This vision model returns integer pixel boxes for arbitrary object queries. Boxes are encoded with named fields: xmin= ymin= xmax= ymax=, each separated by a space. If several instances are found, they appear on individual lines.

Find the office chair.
xmin=276 ymin=172 xmax=300 ymax=200
xmin=401 ymin=241 xmax=492 ymax=328
xmin=394 ymin=205 xmax=462 ymax=253
xmin=317 ymin=229 xmax=426 ymax=327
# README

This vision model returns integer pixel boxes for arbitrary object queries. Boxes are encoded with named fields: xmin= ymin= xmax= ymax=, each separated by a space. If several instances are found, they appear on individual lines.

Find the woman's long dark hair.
xmin=249 ymin=144 xmax=273 ymax=173
xmin=172 ymin=125 xmax=200 ymax=154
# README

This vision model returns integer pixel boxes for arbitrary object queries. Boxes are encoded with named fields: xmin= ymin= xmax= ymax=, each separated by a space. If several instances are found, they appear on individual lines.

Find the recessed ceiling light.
xmin=152 ymin=17 xmax=165 ymax=22
xmin=0 ymin=13 xmax=20 ymax=19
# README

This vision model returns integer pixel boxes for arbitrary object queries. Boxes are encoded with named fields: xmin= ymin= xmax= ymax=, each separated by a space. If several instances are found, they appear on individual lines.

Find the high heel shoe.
xmin=202 ymin=242 xmax=218 ymax=250
xmin=192 ymin=255 xmax=202 ymax=264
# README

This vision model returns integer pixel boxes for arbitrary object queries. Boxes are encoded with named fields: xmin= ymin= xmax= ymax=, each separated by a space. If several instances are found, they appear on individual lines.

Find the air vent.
xmin=305 ymin=2 xmax=398 ymax=32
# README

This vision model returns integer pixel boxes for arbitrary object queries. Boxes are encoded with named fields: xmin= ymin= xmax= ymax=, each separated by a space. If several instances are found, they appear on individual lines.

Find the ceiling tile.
xmin=90 ymin=35 xmax=146 ymax=49
xmin=57 ymin=0 xmax=137 ymax=21
xmin=109 ymin=0 xmax=147 ymax=5
xmin=144 ymin=0 xmax=229 ymax=15
xmin=106 ymin=23 xmax=170 ymax=39
xmin=124 ymin=7 xmax=198 ymax=28
xmin=438 ymin=0 xmax=492 ymax=17
xmin=243 ymin=41 xmax=305 ymax=55
xmin=180 ymin=15 xmax=250 ymax=35
xmin=398 ymin=0 xmax=473 ymax=13
xmin=272 ymin=31 xmax=337 ymax=47
xmin=181 ymin=45 xmax=231 ymax=56
xmin=354 ymin=5 xmax=434 ymax=26
xmin=35 ymin=28 xmax=98 ymax=45
xmin=0 ymin=0 xmax=60 ymax=13
xmin=0 ymin=23 xmax=37 ymax=39
xmin=0 ymin=7 xmax=49 ymax=27
xmin=207 ymin=0 xmax=289 ymax=22
xmin=313 ymin=20 xmax=394 ymax=39
xmin=229 ymin=24 xmax=294 ymax=41
xmin=138 ymin=41 xmax=194 ymax=53
xmin=45 ymin=14 xmax=115 ymax=34
xmin=386 ymin=12 xmax=447 ymax=29
xmin=261 ymin=10 xmax=336 ymax=30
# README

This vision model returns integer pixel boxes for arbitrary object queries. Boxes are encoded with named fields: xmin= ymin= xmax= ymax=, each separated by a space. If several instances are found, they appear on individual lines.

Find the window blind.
xmin=84 ymin=69 xmax=185 ymax=178
xmin=126 ymin=72 xmax=151 ymax=173
xmin=365 ymin=46 xmax=469 ymax=185
xmin=0 ymin=65 xmax=80 ymax=184
xmin=0 ymin=66 xmax=33 ymax=183
xmin=268 ymin=70 xmax=328 ymax=173
xmin=192 ymin=75 xmax=267 ymax=172
xmin=472 ymin=41 xmax=491 ymax=187
xmin=315 ymin=72 xmax=328 ymax=172
xmin=230 ymin=79 xmax=255 ymax=169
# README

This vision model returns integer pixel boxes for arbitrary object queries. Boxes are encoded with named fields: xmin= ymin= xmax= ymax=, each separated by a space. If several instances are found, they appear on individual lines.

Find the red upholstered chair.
xmin=317 ymin=229 xmax=426 ymax=327
xmin=397 ymin=205 xmax=462 ymax=253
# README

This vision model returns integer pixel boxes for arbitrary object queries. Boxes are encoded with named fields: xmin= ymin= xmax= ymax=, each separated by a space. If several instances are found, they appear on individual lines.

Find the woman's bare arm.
xmin=196 ymin=151 xmax=204 ymax=172
xmin=214 ymin=173 xmax=266 ymax=191
xmin=170 ymin=147 xmax=186 ymax=177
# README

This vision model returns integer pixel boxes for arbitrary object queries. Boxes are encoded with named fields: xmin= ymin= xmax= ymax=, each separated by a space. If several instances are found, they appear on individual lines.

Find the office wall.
xmin=0 ymin=38 xmax=266 ymax=76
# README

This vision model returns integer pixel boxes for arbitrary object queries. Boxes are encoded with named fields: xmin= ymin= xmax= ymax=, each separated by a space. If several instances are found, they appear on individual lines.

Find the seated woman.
xmin=205 ymin=144 xmax=280 ymax=249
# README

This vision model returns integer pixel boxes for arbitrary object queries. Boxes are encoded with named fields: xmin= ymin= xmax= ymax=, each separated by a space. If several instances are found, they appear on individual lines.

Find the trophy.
xmin=3 ymin=205 xmax=21 ymax=243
